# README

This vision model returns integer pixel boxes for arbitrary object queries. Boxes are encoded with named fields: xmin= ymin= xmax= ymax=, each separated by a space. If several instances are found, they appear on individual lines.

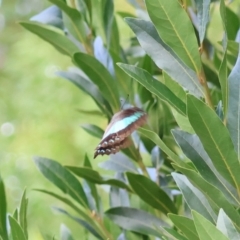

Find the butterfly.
xmin=94 ymin=107 xmax=147 ymax=158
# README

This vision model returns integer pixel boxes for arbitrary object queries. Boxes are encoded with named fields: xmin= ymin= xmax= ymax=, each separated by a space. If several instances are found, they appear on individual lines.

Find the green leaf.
xmin=173 ymin=164 xmax=240 ymax=228
xmin=99 ymin=154 xmax=138 ymax=173
xmin=163 ymin=228 xmax=188 ymax=240
xmin=218 ymin=50 xmax=228 ymax=117
xmin=49 ymin=0 xmax=87 ymax=43
xmin=60 ymin=224 xmax=75 ymax=240
xmin=225 ymin=7 xmax=240 ymax=41
xmin=54 ymin=208 xmax=104 ymax=239
xmin=217 ymin=209 xmax=240 ymax=240
xmin=34 ymin=189 xmax=95 ymax=224
xmin=126 ymin=173 xmax=177 ymax=215
xmin=19 ymin=21 xmax=79 ymax=56
xmin=73 ymin=52 xmax=119 ymax=112
xmin=66 ymin=166 xmax=132 ymax=192
xmin=34 ymin=157 xmax=89 ymax=208
xmin=192 ymin=211 xmax=229 ymax=240
xmin=187 ymin=95 xmax=240 ymax=194
xmin=57 ymin=70 xmax=112 ymax=117
xmin=9 ymin=216 xmax=27 ymax=240
xmin=125 ymin=18 xmax=204 ymax=97
xmin=81 ymin=124 xmax=104 ymax=139
xmin=172 ymin=173 xmax=217 ymax=223
xmin=145 ymin=0 xmax=201 ymax=73
xmin=118 ymin=63 xmax=186 ymax=116
xmin=168 ymin=214 xmax=199 ymax=240
xmin=138 ymin=127 xmax=187 ymax=167
xmin=19 ymin=190 xmax=28 ymax=239
xmin=90 ymin=0 xmax=106 ymax=43
xmin=83 ymin=155 xmax=100 ymax=212
xmin=105 ymin=207 xmax=167 ymax=237
xmin=103 ymin=0 xmax=114 ymax=47
xmin=195 ymin=0 xmax=211 ymax=44
xmin=0 ymin=175 xmax=7 ymax=240
xmin=162 ymin=71 xmax=186 ymax=103
xmin=172 ymin=129 xmax=239 ymax=205
xmin=227 ymin=44 xmax=240 ymax=158
xmin=171 ymin=109 xmax=194 ymax=134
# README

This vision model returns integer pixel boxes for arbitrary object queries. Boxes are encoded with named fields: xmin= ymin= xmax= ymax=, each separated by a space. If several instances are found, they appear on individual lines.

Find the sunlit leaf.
xmin=118 ymin=63 xmax=186 ymax=116
xmin=217 ymin=209 xmax=240 ymax=240
xmin=9 ymin=216 xmax=27 ymax=240
xmin=187 ymin=95 xmax=240 ymax=193
xmin=192 ymin=211 xmax=228 ymax=240
xmin=145 ymin=0 xmax=201 ymax=73
xmin=125 ymin=18 xmax=204 ymax=97
xmin=168 ymin=214 xmax=199 ymax=240
xmin=60 ymin=224 xmax=74 ymax=240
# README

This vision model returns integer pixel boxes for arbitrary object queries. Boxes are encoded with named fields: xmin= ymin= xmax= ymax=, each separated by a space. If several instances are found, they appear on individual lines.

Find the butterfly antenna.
xmin=120 ymin=94 xmax=129 ymax=110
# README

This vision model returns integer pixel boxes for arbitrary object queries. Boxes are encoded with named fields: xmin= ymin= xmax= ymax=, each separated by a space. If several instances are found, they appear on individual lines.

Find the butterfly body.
xmin=94 ymin=107 xmax=147 ymax=158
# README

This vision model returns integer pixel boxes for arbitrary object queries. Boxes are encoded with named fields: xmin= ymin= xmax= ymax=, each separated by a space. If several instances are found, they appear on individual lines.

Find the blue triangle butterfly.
xmin=94 ymin=107 xmax=147 ymax=158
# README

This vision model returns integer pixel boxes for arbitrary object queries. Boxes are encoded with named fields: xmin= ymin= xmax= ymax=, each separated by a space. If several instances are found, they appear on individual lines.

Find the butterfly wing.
xmin=94 ymin=107 xmax=147 ymax=158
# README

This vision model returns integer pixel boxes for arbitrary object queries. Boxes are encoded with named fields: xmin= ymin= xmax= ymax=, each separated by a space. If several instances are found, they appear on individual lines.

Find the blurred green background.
xmin=0 ymin=0 xmax=239 ymax=238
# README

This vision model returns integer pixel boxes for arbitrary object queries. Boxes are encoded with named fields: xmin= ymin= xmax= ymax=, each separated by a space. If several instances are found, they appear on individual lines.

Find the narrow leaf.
xmin=19 ymin=21 xmax=79 ymax=56
xmin=187 ymin=95 xmax=240 ymax=193
xmin=138 ymin=127 xmax=188 ymax=167
xmin=34 ymin=157 xmax=89 ymax=208
xmin=99 ymin=154 xmax=138 ymax=173
xmin=173 ymin=164 xmax=240 ymax=228
xmin=60 ymin=224 xmax=74 ymax=240
xmin=66 ymin=166 xmax=132 ymax=192
xmin=195 ymin=0 xmax=211 ymax=44
xmin=145 ymin=0 xmax=201 ymax=72
xmin=217 ymin=209 xmax=240 ymax=240
xmin=9 ymin=216 xmax=27 ymax=240
xmin=105 ymin=207 xmax=167 ymax=237
xmin=73 ymin=52 xmax=119 ymax=112
xmin=227 ymin=44 xmax=240 ymax=158
xmin=218 ymin=51 xmax=228 ymax=117
xmin=172 ymin=173 xmax=217 ymax=223
xmin=172 ymin=129 xmax=239 ymax=205
xmin=19 ymin=190 xmax=28 ymax=239
xmin=54 ymin=208 xmax=104 ymax=239
xmin=0 ymin=175 xmax=7 ymax=240
xmin=118 ymin=63 xmax=186 ymax=115
xmin=192 ymin=211 xmax=228 ymax=240
xmin=49 ymin=0 xmax=87 ymax=43
xmin=57 ymin=70 xmax=112 ymax=117
xmin=81 ymin=124 xmax=104 ymax=139
xmin=126 ymin=172 xmax=177 ymax=215
xmin=168 ymin=214 xmax=199 ymax=240
xmin=125 ymin=18 xmax=204 ymax=97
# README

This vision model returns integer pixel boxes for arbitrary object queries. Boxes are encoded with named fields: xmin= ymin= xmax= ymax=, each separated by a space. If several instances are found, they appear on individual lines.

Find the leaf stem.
xmin=90 ymin=211 xmax=114 ymax=240
xmin=199 ymin=69 xmax=214 ymax=109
